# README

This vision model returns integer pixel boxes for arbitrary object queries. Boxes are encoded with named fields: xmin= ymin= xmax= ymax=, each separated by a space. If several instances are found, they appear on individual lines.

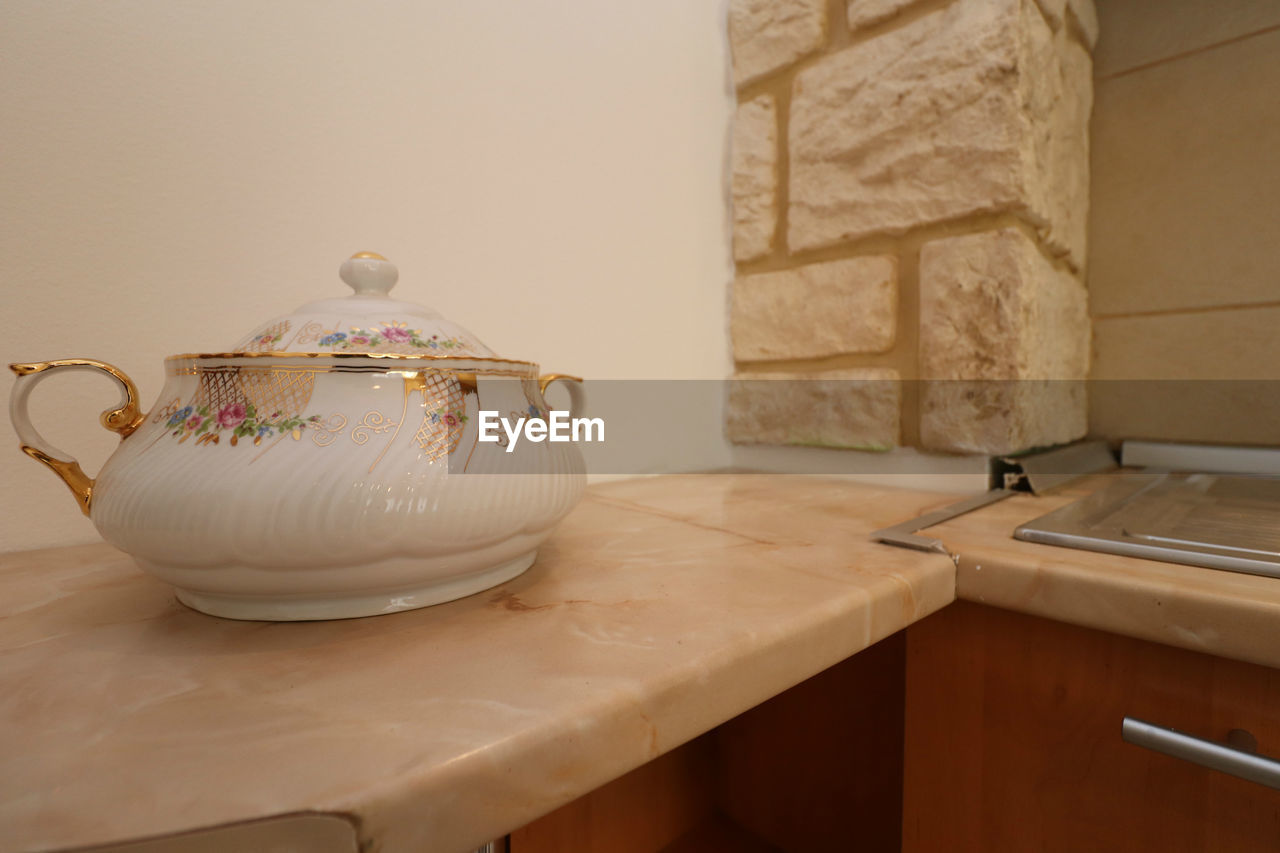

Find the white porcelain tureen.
xmin=8 ymin=253 xmax=586 ymax=620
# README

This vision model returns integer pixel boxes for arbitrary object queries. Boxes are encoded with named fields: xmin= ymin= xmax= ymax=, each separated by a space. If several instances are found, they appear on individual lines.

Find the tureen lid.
xmin=233 ymin=252 xmax=496 ymax=357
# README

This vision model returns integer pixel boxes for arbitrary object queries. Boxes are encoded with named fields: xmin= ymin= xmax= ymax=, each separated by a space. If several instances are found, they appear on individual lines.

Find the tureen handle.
xmin=537 ymin=374 xmax=585 ymax=420
xmin=8 ymin=359 xmax=144 ymax=517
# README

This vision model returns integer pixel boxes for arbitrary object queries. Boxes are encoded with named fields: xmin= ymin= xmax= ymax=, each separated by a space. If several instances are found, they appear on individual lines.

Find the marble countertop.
xmin=0 ymin=475 xmax=957 ymax=853
xmin=8 ymin=472 xmax=1280 ymax=853
xmin=925 ymin=474 xmax=1280 ymax=672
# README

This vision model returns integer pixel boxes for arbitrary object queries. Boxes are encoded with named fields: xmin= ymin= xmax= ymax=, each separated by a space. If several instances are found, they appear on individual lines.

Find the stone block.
xmin=731 ymin=256 xmax=897 ymax=360
xmin=847 ymin=0 xmax=927 ymax=32
xmin=919 ymin=381 xmax=1088 ymax=455
xmin=918 ymin=228 xmax=1089 ymax=454
xmin=1067 ymin=0 xmax=1098 ymax=49
xmin=1035 ymin=0 xmax=1097 ymax=44
xmin=732 ymin=95 xmax=778 ymax=262
xmin=726 ymin=368 xmax=901 ymax=450
xmin=1032 ymin=0 xmax=1067 ymax=30
xmin=789 ymin=0 xmax=1091 ymax=268
xmin=1026 ymin=17 xmax=1093 ymax=268
xmin=729 ymin=0 xmax=827 ymax=87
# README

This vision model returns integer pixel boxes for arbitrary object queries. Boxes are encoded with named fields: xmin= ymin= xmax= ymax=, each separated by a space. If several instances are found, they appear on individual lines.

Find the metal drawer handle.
xmin=1122 ymin=717 xmax=1280 ymax=790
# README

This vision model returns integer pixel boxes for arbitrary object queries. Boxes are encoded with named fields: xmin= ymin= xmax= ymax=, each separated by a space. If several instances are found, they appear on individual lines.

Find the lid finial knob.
xmin=340 ymin=252 xmax=398 ymax=297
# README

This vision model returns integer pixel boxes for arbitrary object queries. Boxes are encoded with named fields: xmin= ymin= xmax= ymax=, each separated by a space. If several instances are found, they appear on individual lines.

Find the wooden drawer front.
xmin=904 ymin=602 xmax=1280 ymax=853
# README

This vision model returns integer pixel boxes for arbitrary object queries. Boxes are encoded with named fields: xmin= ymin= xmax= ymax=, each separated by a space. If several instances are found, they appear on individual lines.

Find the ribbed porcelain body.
xmin=88 ymin=354 xmax=586 ymax=619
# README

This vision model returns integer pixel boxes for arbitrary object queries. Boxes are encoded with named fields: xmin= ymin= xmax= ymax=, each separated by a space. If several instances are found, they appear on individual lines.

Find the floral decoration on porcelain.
xmin=428 ymin=407 xmax=469 ymax=428
xmin=253 ymin=331 xmax=283 ymax=348
xmin=167 ymin=403 xmax=323 ymax=446
xmin=317 ymin=323 xmax=467 ymax=352
xmin=242 ymin=320 xmax=291 ymax=351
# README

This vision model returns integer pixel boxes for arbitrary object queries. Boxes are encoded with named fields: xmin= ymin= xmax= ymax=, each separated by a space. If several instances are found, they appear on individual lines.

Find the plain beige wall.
xmin=0 ymin=1 xmax=737 ymax=552
xmin=1087 ymin=0 xmax=1280 ymax=443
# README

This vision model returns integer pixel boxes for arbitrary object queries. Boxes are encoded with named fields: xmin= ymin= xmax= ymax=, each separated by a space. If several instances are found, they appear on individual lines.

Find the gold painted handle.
xmin=538 ymin=373 xmax=585 ymax=420
xmin=8 ymin=359 xmax=144 ymax=517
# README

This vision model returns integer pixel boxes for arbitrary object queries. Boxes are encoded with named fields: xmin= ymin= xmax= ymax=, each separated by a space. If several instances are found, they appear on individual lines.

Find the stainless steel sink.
xmin=1015 ymin=472 xmax=1280 ymax=579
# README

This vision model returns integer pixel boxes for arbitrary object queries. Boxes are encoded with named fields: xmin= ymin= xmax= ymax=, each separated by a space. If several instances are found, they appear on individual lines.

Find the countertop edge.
xmin=347 ymin=556 xmax=956 ymax=853
xmin=927 ymin=476 xmax=1280 ymax=673
xmin=950 ymin=548 xmax=1280 ymax=672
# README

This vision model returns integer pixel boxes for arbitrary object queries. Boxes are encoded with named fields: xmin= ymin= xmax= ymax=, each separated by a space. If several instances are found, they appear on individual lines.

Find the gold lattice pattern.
xmin=413 ymin=371 xmax=465 ymax=463
xmin=192 ymin=367 xmax=315 ymax=420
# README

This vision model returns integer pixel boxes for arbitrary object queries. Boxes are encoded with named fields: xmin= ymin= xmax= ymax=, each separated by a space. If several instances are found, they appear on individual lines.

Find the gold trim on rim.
xmin=164 ymin=351 xmax=539 ymax=368
xmin=169 ymin=365 xmax=532 ymax=378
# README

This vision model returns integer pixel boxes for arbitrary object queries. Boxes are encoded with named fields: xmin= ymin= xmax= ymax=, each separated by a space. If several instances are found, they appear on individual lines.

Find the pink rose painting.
xmin=381 ymin=325 xmax=412 ymax=343
xmin=186 ymin=415 xmax=204 ymax=430
xmin=216 ymin=403 xmax=247 ymax=430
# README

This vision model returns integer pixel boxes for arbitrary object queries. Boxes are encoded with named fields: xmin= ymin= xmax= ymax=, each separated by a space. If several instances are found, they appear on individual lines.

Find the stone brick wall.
xmin=727 ymin=0 xmax=1096 ymax=456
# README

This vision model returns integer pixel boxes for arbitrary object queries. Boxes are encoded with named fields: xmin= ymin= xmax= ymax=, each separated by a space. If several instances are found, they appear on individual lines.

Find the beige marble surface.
xmin=0 ymin=475 xmax=957 ymax=853
xmin=927 ymin=475 xmax=1280 ymax=672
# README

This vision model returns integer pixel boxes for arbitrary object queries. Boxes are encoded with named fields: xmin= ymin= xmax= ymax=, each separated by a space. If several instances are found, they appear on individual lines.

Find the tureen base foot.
xmin=170 ymin=551 xmax=537 ymax=622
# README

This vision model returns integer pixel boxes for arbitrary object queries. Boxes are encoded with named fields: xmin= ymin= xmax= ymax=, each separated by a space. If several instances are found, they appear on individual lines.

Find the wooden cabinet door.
xmin=904 ymin=602 xmax=1280 ymax=853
